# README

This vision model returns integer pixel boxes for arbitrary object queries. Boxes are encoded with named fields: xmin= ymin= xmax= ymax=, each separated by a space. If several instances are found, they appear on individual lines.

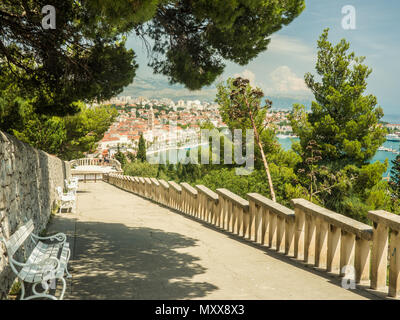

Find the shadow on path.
xmin=68 ymin=220 xmax=217 ymax=299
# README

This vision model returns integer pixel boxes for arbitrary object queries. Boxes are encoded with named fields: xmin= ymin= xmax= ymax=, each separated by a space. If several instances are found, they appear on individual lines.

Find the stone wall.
xmin=0 ymin=131 xmax=70 ymax=299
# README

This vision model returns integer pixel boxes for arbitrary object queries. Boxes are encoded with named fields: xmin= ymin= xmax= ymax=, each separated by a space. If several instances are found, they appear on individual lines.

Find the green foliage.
xmin=124 ymin=161 xmax=159 ymax=178
xmin=289 ymin=29 xmax=391 ymax=221
xmin=8 ymin=280 xmax=21 ymax=297
xmin=1 ymin=0 xmax=305 ymax=163
xmin=1 ymin=0 xmax=305 ymax=119
xmin=137 ymin=134 xmax=147 ymax=162
xmin=114 ymin=145 xmax=127 ymax=168
xmin=290 ymin=29 xmax=386 ymax=168
xmin=0 ymin=0 xmax=138 ymax=118
xmin=146 ymin=0 xmax=305 ymax=90
xmin=390 ymin=155 xmax=400 ymax=198
xmin=127 ymin=152 xmax=136 ymax=162
xmin=217 ymin=78 xmax=266 ymax=132
xmin=197 ymin=165 xmax=300 ymax=207
xmin=216 ymin=77 xmax=281 ymax=200
xmin=217 ymin=78 xmax=280 ymax=164
xmin=12 ymin=102 xmax=117 ymax=160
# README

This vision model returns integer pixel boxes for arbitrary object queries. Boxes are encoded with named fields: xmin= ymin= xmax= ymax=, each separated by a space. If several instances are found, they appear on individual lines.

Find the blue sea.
xmin=277 ymin=137 xmax=398 ymax=178
xmin=148 ymin=137 xmax=399 ymax=178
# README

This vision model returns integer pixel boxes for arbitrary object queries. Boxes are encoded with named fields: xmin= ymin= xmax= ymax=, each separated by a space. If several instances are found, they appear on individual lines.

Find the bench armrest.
xmin=31 ymin=232 xmax=67 ymax=244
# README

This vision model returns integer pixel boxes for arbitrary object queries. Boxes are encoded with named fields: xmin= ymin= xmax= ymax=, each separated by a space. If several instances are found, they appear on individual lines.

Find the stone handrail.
xmin=168 ymin=181 xmax=182 ymax=211
xmin=368 ymin=210 xmax=400 ymax=296
xmin=180 ymin=183 xmax=198 ymax=216
xmin=70 ymin=158 xmax=122 ymax=171
xmin=248 ymin=193 xmax=295 ymax=256
xmin=196 ymin=185 xmax=219 ymax=224
xmin=104 ymin=173 xmax=400 ymax=299
xmin=216 ymin=188 xmax=249 ymax=237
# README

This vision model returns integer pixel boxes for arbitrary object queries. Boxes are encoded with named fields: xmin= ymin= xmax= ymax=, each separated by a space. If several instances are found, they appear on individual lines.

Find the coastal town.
xmin=4 ymin=0 xmax=400 ymax=303
xmin=91 ymin=96 xmax=400 ymax=161
xmin=92 ymin=96 xmax=297 ymax=159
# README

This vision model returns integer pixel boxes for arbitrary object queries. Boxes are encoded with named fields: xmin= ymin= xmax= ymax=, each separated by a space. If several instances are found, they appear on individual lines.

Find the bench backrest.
xmin=56 ymin=186 xmax=63 ymax=197
xmin=3 ymin=220 xmax=34 ymax=256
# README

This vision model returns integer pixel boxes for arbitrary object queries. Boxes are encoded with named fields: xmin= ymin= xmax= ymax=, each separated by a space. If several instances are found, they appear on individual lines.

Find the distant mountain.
xmin=120 ymin=76 xmax=313 ymax=107
xmin=119 ymin=76 xmax=217 ymax=102
xmin=265 ymin=96 xmax=312 ymax=109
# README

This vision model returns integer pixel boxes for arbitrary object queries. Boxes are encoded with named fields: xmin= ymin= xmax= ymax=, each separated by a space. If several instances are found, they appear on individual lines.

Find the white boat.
xmin=277 ymin=134 xmax=298 ymax=139
xmin=276 ymin=134 xmax=289 ymax=139
xmin=386 ymin=134 xmax=400 ymax=142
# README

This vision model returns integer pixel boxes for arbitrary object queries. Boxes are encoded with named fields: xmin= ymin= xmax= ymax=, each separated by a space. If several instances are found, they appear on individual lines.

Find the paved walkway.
xmin=48 ymin=182 xmax=379 ymax=300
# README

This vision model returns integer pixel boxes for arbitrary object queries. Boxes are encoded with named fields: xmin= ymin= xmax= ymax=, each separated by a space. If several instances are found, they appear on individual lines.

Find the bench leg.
xmin=65 ymin=249 xmax=72 ymax=278
xmin=26 ymin=277 xmax=67 ymax=300
xmin=23 ymin=282 xmax=58 ymax=300
xmin=20 ymin=280 xmax=25 ymax=300
xmin=57 ymin=277 xmax=67 ymax=300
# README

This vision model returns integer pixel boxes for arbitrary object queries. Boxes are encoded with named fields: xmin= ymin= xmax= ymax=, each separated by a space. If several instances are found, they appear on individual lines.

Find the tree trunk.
xmin=249 ymin=111 xmax=276 ymax=202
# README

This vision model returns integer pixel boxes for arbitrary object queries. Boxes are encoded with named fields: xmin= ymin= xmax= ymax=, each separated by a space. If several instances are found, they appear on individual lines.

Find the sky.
xmin=124 ymin=0 xmax=400 ymax=121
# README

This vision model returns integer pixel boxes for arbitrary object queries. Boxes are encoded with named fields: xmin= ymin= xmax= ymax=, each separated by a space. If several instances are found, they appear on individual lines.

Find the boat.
xmin=277 ymin=134 xmax=298 ymax=139
xmin=386 ymin=134 xmax=400 ymax=142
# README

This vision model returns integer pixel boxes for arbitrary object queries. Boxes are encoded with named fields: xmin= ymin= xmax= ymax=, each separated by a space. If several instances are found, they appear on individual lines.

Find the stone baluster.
xmin=248 ymin=194 xmax=294 ymax=255
xmin=216 ymin=189 xmax=249 ymax=236
xmin=368 ymin=210 xmax=400 ymax=297
xmin=168 ymin=181 xmax=182 ymax=211
xmin=292 ymin=199 xmax=372 ymax=284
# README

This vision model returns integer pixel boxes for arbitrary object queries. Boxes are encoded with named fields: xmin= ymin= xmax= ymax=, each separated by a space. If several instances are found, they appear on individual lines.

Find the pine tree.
xmin=290 ymin=28 xmax=386 ymax=169
xmin=114 ymin=144 xmax=127 ymax=168
xmin=137 ymin=134 xmax=147 ymax=162
xmin=390 ymin=155 xmax=400 ymax=198
xmin=289 ymin=29 xmax=389 ymax=218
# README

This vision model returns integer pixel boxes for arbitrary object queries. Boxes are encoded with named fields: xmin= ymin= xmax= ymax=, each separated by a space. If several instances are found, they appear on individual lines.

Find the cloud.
xmin=264 ymin=66 xmax=311 ymax=97
xmin=268 ymin=35 xmax=315 ymax=62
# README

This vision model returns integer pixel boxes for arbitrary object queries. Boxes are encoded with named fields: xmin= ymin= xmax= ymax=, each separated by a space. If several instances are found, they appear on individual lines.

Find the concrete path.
xmin=48 ymin=182 xmax=379 ymax=300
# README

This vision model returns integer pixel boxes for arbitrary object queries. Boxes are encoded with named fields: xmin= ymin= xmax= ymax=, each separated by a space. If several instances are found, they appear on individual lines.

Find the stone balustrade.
xmin=368 ymin=210 xmax=400 ymax=297
xmin=196 ymin=185 xmax=218 ymax=224
xmin=70 ymin=158 xmax=122 ymax=171
xmin=248 ymin=193 xmax=295 ymax=256
xmin=216 ymin=188 xmax=249 ymax=237
xmin=104 ymin=173 xmax=400 ymax=299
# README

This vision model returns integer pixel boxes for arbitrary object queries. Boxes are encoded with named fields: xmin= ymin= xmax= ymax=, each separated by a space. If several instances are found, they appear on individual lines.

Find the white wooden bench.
xmin=65 ymin=179 xmax=78 ymax=194
xmin=0 ymin=219 xmax=71 ymax=300
xmin=56 ymin=186 xmax=76 ymax=213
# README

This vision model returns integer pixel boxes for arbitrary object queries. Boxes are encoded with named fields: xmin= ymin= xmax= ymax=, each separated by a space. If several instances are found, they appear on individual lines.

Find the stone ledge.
xmin=292 ymin=198 xmax=373 ymax=240
xmin=196 ymin=185 xmax=219 ymax=202
xmin=144 ymin=177 xmax=152 ymax=184
xmin=158 ymin=179 xmax=169 ymax=189
xmin=368 ymin=210 xmax=400 ymax=231
xmin=248 ymin=193 xmax=295 ymax=220
xmin=180 ymin=183 xmax=197 ymax=196
xmin=150 ymin=178 xmax=160 ymax=186
xmin=216 ymin=188 xmax=249 ymax=211
xmin=168 ymin=181 xmax=182 ymax=193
